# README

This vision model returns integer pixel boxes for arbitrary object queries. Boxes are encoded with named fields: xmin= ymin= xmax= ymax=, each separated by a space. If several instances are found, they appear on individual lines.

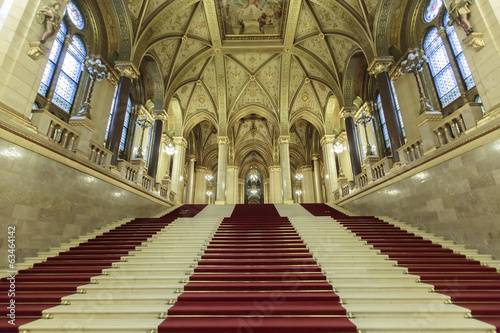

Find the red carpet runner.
xmin=158 ymin=204 xmax=357 ymax=333
xmin=0 ymin=205 xmax=206 ymax=333
xmin=302 ymin=203 xmax=500 ymax=330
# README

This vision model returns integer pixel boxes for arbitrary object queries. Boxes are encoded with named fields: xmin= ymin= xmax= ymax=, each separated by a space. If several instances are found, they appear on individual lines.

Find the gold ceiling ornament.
xmin=182 ymin=35 xmax=188 ymax=42
xmin=318 ymin=32 xmax=325 ymax=40
xmin=304 ymin=77 xmax=311 ymax=84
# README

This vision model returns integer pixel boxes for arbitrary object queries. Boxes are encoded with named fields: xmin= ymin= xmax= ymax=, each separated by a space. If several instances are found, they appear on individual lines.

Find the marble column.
xmin=194 ymin=167 xmax=209 ymax=204
xmin=170 ymin=137 xmax=187 ymax=203
xmin=368 ymin=58 xmax=405 ymax=162
xmin=186 ymin=155 xmax=196 ymax=204
xmin=279 ymin=136 xmax=293 ymax=204
xmin=147 ymin=113 xmax=165 ymax=180
xmin=215 ymin=136 xmax=229 ymax=205
xmin=341 ymin=107 xmax=362 ymax=177
xmin=107 ymin=62 xmax=140 ymax=165
xmin=299 ymin=165 xmax=315 ymax=203
xmin=312 ymin=155 xmax=324 ymax=203
xmin=263 ymin=178 xmax=270 ymax=203
xmin=268 ymin=165 xmax=282 ymax=204
xmin=321 ymin=135 xmax=338 ymax=202
xmin=239 ymin=179 xmax=245 ymax=204
xmin=226 ymin=166 xmax=239 ymax=204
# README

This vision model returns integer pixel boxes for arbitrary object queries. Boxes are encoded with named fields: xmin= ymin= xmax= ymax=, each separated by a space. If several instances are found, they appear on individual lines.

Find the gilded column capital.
xmin=217 ymin=136 xmax=229 ymax=145
xmin=278 ymin=136 xmax=290 ymax=145
xmin=269 ymin=165 xmax=282 ymax=172
xmin=340 ymin=106 xmax=357 ymax=118
xmin=153 ymin=109 xmax=168 ymax=121
xmin=173 ymin=136 xmax=187 ymax=148
xmin=312 ymin=154 xmax=321 ymax=161
xmin=320 ymin=135 xmax=336 ymax=147
xmin=188 ymin=155 xmax=196 ymax=162
xmin=115 ymin=61 xmax=140 ymax=79
xmin=227 ymin=166 xmax=239 ymax=172
xmin=298 ymin=165 xmax=313 ymax=172
xmin=367 ymin=57 xmax=394 ymax=76
xmin=196 ymin=166 xmax=209 ymax=173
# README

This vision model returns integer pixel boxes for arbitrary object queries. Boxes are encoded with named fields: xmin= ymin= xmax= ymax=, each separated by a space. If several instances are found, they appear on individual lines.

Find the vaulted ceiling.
xmin=96 ymin=0 xmax=412 ymax=176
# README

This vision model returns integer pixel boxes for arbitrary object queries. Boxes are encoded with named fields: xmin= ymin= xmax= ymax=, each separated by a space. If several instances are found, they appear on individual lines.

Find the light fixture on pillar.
xmin=295 ymin=174 xmax=303 ymax=180
xmin=162 ymin=142 xmax=175 ymax=155
xmin=295 ymin=190 xmax=302 ymax=195
xmin=205 ymin=174 xmax=213 ymax=181
xmin=251 ymin=189 xmax=258 ymax=195
xmin=249 ymin=167 xmax=258 ymax=181
xmin=135 ymin=116 xmax=154 ymax=159
xmin=206 ymin=191 xmax=212 ymax=196
xmin=356 ymin=109 xmax=376 ymax=156
xmin=399 ymin=49 xmax=435 ymax=114
xmin=77 ymin=55 xmax=108 ymax=119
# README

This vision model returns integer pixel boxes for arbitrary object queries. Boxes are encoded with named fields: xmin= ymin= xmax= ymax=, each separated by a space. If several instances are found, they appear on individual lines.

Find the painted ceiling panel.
xmin=151 ymin=39 xmax=179 ymax=78
xmin=289 ymin=57 xmax=306 ymax=106
xmin=231 ymin=52 xmax=276 ymax=74
xmin=234 ymin=81 xmax=275 ymax=113
xmin=201 ymin=58 xmax=218 ymax=105
xmin=154 ymin=4 xmax=195 ymax=37
xmin=187 ymin=3 xmax=211 ymax=42
xmin=127 ymin=0 xmax=143 ymax=19
xmin=225 ymin=56 xmax=251 ymax=109
xmin=327 ymin=35 xmax=357 ymax=74
xmin=255 ymin=55 xmax=281 ymax=108
xmin=172 ymin=38 xmax=208 ymax=76
xmin=295 ymin=1 xmax=319 ymax=40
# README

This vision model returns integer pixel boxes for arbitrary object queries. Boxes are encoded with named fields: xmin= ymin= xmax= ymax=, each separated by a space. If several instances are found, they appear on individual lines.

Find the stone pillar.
xmin=299 ymin=165 xmax=315 ymax=203
xmin=321 ymin=135 xmax=338 ymax=202
xmin=170 ymin=137 xmax=187 ymax=203
xmin=215 ymin=136 xmax=229 ymax=205
xmin=194 ymin=167 xmax=209 ymax=204
xmin=226 ymin=166 xmax=239 ymax=204
xmin=312 ymin=155 xmax=324 ymax=203
xmin=263 ymin=178 xmax=270 ymax=203
xmin=239 ymin=179 xmax=245 ymax=204
xmin=278 ymin=136 xmax=293 ymax=204
xmin=341 ymin=107 xmax=362 ymax=177
xmin=147 ymin=114 xmax=165 ymax=180
xmin=368 ymin=58 xmax=405 ymax=162
xmin=268 ymin=165 xmax=282 ymax=204
xmin=107 ymin=62 xmax=140 ymax=165
xmin=186 ymin=155 xmax=196 ymax=204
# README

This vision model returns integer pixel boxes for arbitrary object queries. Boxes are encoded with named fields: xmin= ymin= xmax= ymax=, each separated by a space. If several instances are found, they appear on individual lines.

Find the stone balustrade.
xmin=370 ymin=157 xmax=393 ymax=181
xmin=89 ymin=141 xmax=112 ymax=167
xmin=31 ymin=109 xmax=80 ymax=152
xmin=398 ymin=138 xmax=424 ymax=164
xmin=432 ymin=102 xmax=483 ymax=147
xmin=342 ymin=182 xmax=350 ymax=197
xmin=141 ymin=174 xmax=153 ymax=190
xmin=356 ymin=171 xmax=368 ymax=189
xmin=117 ymin=160 xmax=138 ymax=182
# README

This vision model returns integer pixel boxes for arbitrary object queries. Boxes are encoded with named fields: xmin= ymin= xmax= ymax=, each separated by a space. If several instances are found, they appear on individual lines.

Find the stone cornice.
xmin=115 ymin=61 xmax=140 ymax=79
xmin=173 ymin=136 xmax=187 ymax=148
xmin=320 ymin=135 xmax=336 ymax=147
xmin=367 ymin=57 xmax=394 ymax=76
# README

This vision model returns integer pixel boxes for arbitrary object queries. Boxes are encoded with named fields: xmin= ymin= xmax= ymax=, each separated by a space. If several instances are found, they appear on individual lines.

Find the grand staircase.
xmin=1 ymin=203 xmax=499 ymax=333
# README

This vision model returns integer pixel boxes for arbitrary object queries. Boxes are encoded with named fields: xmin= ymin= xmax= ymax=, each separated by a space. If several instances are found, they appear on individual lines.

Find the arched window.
xmin=120 ymin=97 xmax=133 ymax=155
xmin=423 ymin=27 xmax=460 ymax=108
xmin=443 ymin=12 xmax=475 ymax=90
xmin=37 ymin=1 xmax=88 ymax=114
xmin=423 ymin=0 xmax=443 ymax=23
xmin=376 ymin=94 xmax=390 ymax=149
xmin=104 ymin=87 xmax=119 ymax=143
xmin=52 ymin=35 xmax=86 ymax=112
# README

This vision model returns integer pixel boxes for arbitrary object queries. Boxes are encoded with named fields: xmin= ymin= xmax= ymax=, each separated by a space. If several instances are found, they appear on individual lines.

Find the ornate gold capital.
xmin=173 ymin=136 xmax=187 ymax=148
xmin=217 ymin=136 xmax=229 ymax=145
xmin=298 ymin=165 xmax=313 ymax=172
xmin=464 ymin=33 xmax=485 ymax=52
xmin=320 ymin=135 xmax=336 ymax=147
xmin=269 ymin=165 xmax=282 ymax=172
xmin=368 ymin=57 xmax=394 ymax=76
xmin=115 ymin=61 xmax=140 ymax=79
xmin=340 ymin=106 xmax=357 ymax=119
xmin=278 ymin=136 xmax=290 ymax=145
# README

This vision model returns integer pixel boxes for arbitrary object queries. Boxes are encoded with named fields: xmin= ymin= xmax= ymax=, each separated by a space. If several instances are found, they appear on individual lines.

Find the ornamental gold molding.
xmin=278 ymin=135 xmax=290 ymax=145
xmin=217 ymin=136 xmax=229 ymax=145
xmin=320 ymin=135 xmax=336 ymax=147
xmin=173 ymin=136 xmax=187 ymax=148
xmin=298 ymin=165 xmax=313 ymax=172
xmin=367 ymin=57 xmax=394 ymax=76
xmin=115 ymin=61 xmax=140 ymax=79
xmin=464 ymin=33 xmax=485 ymax=52
xmin=269 ymin=165 xmax=282 ymax=172
xmin=340 ymin=106 xmax=357 ymax=119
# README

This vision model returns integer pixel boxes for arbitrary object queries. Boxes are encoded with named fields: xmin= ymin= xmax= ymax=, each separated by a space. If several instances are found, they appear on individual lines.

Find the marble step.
xmin=61 ymin=292 xmax=180 ymax=305
xmin=346 ymin=303 xmax=470 ymax=319
xmin=19 ymin=318 xmax=164 ymax=333
xmin=43 ymin=304 xmax=174 ymax=319
xmin=338 ymin=291 xmax=450 ymax=304
xmin=77 ymin=283 xmax=185 ymax=294
xmin=351 ymin=317 xmax=495 ymax=332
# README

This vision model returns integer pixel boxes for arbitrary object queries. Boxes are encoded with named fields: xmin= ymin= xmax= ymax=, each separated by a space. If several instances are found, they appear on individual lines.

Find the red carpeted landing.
xmin=302 ymin=203 xmax=500 ymax=330
xmin=0 ymin=205 xmax=206 ymax=333
xmin=158 ymin=204 xmax=356 ymax=333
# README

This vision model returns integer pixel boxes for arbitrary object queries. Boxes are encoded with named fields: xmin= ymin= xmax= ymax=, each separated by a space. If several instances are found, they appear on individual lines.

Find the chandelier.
xmin=249 ymin=167 xmax=258 ymax=181
xmin=250 ymin=189 xmax=258 ymax=195
xmin=295 ymin=174 xmax=303 ymax=180
xmin=205 ymin=175 xmax=213 ymax=181
xmin=162 ymin=142 xmax=175 ymax=155
xmin=333 ymin=141 xmax=345 ymax=154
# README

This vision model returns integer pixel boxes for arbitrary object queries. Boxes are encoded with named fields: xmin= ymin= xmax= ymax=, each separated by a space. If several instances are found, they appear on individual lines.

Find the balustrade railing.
xmin=356 ymin=171 xmax=368 ymax=189
xmin=89 ymin=141 xmax=111 ymax=167
xmin=370 ymin=157 xmax=393 ymax=181
xmin=398 ymin=138 xmax=424 ymax=164
xmin=117 ymin=160 xmax=138 ymax=183
xmin=31 ymin=110 xmax=80 ymax=152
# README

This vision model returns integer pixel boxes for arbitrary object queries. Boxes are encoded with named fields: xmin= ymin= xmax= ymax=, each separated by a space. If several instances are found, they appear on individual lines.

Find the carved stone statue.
xmin=448 ymin=0 xmax=474 ymax=35
xmin=37 ymin=1 xmax=62 ymax=44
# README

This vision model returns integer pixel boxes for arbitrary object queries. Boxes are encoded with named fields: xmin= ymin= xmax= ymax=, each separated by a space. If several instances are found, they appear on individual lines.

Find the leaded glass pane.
xmin=39 ymin=62 xmax=56 ymax=95
xmin=424 ymin=27 xmax=460 ymax=107
xmin=69 ymin=35 xmax=87 ymax=62
xmin=49 ymin=39 xmax=63 ymax=63
xmin=390 ymin=80 xmax=405 ymax=136
xmin=424 ymin=0 xmax=443 ymax=23
xmin=52 ymin=72 xmax=77 ymax=111
xmin=376 ymin=94 xmax=390 ymax=149
xmin=61 ymin=53 xmax=82 ymax=81
xmin=120 ymin=98 xmax=133 ymax=152
xmin=67 ymin=1 xmax=85 ymax=30
xmin=105 ymin=87 xmax=118 ymax=142
xmin=52 ymin=92 xmax=72 ymax=112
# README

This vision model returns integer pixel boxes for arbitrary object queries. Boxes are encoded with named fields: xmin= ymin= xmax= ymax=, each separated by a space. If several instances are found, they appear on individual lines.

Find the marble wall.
xmin=0 ymin=139 xmax=168 ymax=269
xmin=344 ymin=138 xmax=500 ymax=259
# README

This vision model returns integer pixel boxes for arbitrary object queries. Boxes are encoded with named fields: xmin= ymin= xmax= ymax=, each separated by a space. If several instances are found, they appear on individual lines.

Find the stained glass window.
xmin=424 ymin=0 xmax=443 ymax=23
xmin=356 ymin=124 xmax=365 ymax=160
xmin=67 ymin=1 xmax=85 ymax=30
xmin=444 ymin=12 xmax=475 ymax=90
xmin=424 ymin=27 xmax=460 ymax=108
xmin=120 ymin=97 xmax=133 ymax=153
xmin=38 ymin=21 xmax=67 ymax=96
xmin=52 ymin=35 xmax=86 ymax=112
xmin=145 ymin=127 xmax=153 ymax=163
xmin=475 ymin=95 xmax=485 ymax=114
xmin=105 ymin=87 xmax=118 ymax=143
xmin=376 ymin=94 xmax=391 ymax=149
xmin=390 ymin=80 xmax=405 ymax=137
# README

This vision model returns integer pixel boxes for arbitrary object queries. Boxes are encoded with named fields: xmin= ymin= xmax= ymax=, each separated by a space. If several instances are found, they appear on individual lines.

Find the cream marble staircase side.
xmin=1 ymin=206 xmax=180 ymax=279
xmin=277 ymin=204 xmax=495 ymax=333
xmin=18 ymin=205 xmax=233 ymax=333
